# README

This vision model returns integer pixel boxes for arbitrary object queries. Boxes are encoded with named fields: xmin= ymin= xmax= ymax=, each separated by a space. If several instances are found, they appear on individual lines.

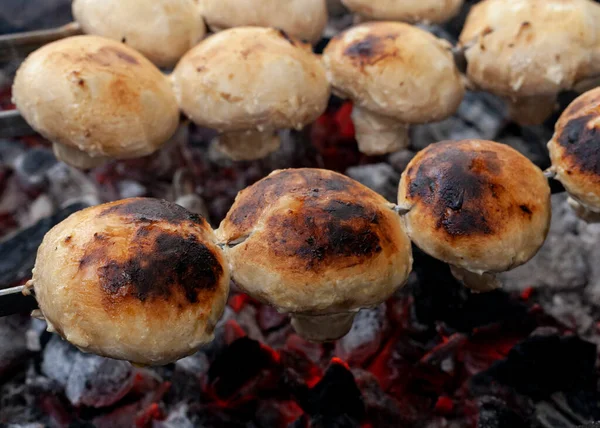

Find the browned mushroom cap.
xmin=322 ymin=22 xmax=464 ymax=155
xmin=72 ymin=0 xmax=206 ymax=68
xmin=30 ymin=198 xmax=229 ymax=365
xmin=217 ymin=168 xmax=412 ymax=341
xmin=198 ymin=0 xmax=327 ymax=44
xmin=172 ymin=27 xmax=330 ymax=161
xmin=12 ymin=36 xmax=180 ymax=169
xmin=459 ymin=0 xmax=600 ymax=125
xmin=398 ymin=140 xmax=551 ymax=291
xmin=548 ymin=87 xmax=600 ymax=222
xmin=342 ymin=0 xmax=464 ymax=24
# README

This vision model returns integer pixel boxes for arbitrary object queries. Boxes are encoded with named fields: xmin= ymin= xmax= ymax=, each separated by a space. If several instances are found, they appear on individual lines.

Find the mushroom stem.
xmin=216 ymin=130 xmax=281 ymax=161
xmin=52 ymin=143 xmax=110 ymax=170
xmin=351 ymin=106 xmax=410 ymax=155
xmin=567 ymin=197 xmax=600 ymax=223
xmin=505 ymin=95 xmax=557 ymax=126
xmin=290 ymin=311 xmax=357 ymax=342
xmin=449 ymin=265 xmax=501 ymax=292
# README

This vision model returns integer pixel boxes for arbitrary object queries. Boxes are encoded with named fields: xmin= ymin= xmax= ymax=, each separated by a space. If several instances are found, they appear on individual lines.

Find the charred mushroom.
xmin=198 ymin=0 xmax=327 ymax=44
xmin=322 ymin=22 xmax=464 ymax=155
xmin=217 ymin=168 xmax=412 ymax=341
xmin=459 ymin=0 xmax=600 ymax=125
xmin=398 ymin=140 xmax=551 ymax=292
xmin=12 ymin=36 xmax=179 ymax=169
xmin=72 ymin=0 xmax=206 ymax=68
xmin=27 ymin=198 xmax=229 ymax=365
xmin=342 ymin=0 xmax=464 ymax=24
xmin=548 ymin=87 xmax=600 ymax=222
xmin=172 ymin=27 xmax=330 ymax=161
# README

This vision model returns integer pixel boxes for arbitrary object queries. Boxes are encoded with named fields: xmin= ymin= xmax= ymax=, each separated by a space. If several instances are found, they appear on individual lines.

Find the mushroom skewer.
xmin=0 ymin=285 xmax=38 ymax=318
xmin=0 ymin=0 xmax=205 ymax=68
xmin=20 ymin=197 xmax=229 ymax=365
xmin=10 ymin=35 xmax=180 ymax=169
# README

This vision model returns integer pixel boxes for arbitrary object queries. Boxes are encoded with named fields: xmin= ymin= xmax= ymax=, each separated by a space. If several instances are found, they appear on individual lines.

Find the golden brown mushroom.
xmin=217 ymin=168 xmax=413 ymax=341
xmin=322 ymin=22 xmax=464 ymax=155
xmin=28 ymin=198 xmax=229 ymax=365
xmin=12 ymin=36 xmax=180 ymax=169
xmin=172 ymin=27 xmax=330 ymax=161
xmin=398 ymin=140 xmax=551 ymax=291
xmin=548 ymin=87 xmax=600 ymax=222
xmin=459 ymin=0 xmax=600 ymax=125
xmin=72 ymin=0 xmax=206 ymax=68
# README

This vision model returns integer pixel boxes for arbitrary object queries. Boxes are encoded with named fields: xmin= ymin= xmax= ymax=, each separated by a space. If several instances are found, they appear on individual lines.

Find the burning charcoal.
xmin=41 ymin=335 xmax=78 ymax=387
xmin=46 ymin=163 xmax=100 ymax=207
xmin=207 ymin=337 xmax=279 ymax=400
xmin=285 ymin=334 xmax=324 ymax=364
xmin=334 ymin=305 xmax=388 ymax=366
xmin=65 ymin=352 xmax=134 ymax=407
xmin=345 ymin=163 xmax=399 ymax=202
xmin=0 ymin=202 xmax=86 ymax=287
xmin=14 ymin=147 xmax=58 ymax=189
xmin=352 ymin=369 xmax=406 ymax=428
xmin=257 ymin=305 xmax=289 ymax=332
xmin=116 ymin=179 xmax=146 ymax=199
xmin=295 ymin=358 xmax=366 ymax=428
xmin=388 ymin=149 xmax=416 ymax=174
xmin=0 ymin=315 xmax=31 ymax=376
xmin=235 ymin=305 xmax=266 ymax=343
xmin=26 ymin=318 xmax=47 ymax=352
xmin=477 ymin=396 xmax=530 ymax=428
xmin=0 ymin=377 xmax=47 ymax=425
xmin=153 ymin=404 xmax=195 ymax=428
xmin=471 ymin=334 xmax=597 ymax=400
xmin=0 ymin=139 xmax=27 ymax=168
xmin=501 ymin=194 xmax=589 ymax=291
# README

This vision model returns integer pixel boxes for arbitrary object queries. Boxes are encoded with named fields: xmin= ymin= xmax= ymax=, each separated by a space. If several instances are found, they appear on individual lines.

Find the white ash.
xmin=335 ymin=304 xmax=388 ymax=366
xmin=346 ymin=163 xmax=400 ymax=203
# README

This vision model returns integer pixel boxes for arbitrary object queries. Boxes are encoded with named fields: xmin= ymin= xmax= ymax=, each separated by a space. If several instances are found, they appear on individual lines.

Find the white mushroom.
xmin=12 ymin=36 xmax=180 ymax=169
xmin=547 ymin=87 xmax=600 ymax=222
xmin=29 ymin=198 xmax=229 ymax=365
xmin=342 ymin=0 xmax=464 ymax=24
xmin=459 ymin=0 xmax=600 ymax=125
xmin=72 ymin=0 xmax=206 ymax=68
xmin=398 ymin=140 xmax=551 ymax=292
xmin=322 ymin=22 xmax=464 ymax=155
xmin=171 ymin=27 xmax=330 ymax=161
xmin=198 ymin=0 xmax=328 ymax=44
xmin=217 ymin=168 xmax=413 ymax=341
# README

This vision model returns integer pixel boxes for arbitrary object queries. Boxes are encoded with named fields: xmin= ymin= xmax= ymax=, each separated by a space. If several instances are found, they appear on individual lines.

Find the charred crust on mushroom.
xmin=100 ymin=198 xmax=205 ymax=225
xmin=343 ymin=33 xmax=398 ymax=68
xmin=557 ymin=115 xmax=600 ymax=177
xmin=406 ymin=142 xmax=508 ymax=237
xmin=79 ymin=227 xmax=223 ymax=307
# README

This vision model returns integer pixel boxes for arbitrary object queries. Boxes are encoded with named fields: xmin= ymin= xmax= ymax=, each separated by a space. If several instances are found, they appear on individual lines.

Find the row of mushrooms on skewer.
xmin=8 ymin=0 xmax=600 ymax=165
xmin=22 ymin=102 xmax=600 ymax=364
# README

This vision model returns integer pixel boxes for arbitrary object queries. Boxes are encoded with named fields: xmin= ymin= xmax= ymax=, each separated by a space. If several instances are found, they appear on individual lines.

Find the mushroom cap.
xmin=459 ymin=0 xmax=600 ymax=98
xmin=198 ymin=0 xmax=327 ymax=44
xmin=398 ymin=140 xmax=551 ymax=274
xmin=171 ymin=27 xmax=330 ymax=132
xmin=217 ymin=168 xmax=413 ymax=314
xmin=322 ymin=22 xmax=464 ymax=123
xmin=548 ymin=87 xmax=600 ymax=211
xmin=341 ymin=0 xmax=463 ymax=24
xmin=31 ymin=198 xmax=229 ymax=366
xmin=72 ymin=0 xmax=205 ymax=68
xmin=12 ymin=36 xmax=179 ymax=160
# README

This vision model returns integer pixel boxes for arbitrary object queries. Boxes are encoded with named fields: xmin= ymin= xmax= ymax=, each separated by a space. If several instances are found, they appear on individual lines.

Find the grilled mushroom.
xmin=172 ymin=27 xmax=330 ymax=161
xmin=322 ymin=22 xmax=464 ymax=155
xmin=342 ymin=0 xmax=464 ymax=24
xmin=198 ymin=0 xmax=328 ymax=44
xmin=548 ymin=87 xmax=600 ymax=222
xmin=12 ymin=36 xmax=179 ymax=169
xmin=72 ymin=0 xmax=206 ymax=68
xmin=217 ymin=168 xmax=413 ymax=342
xmin=398 ymin=140 xmax=551 ymax=292
xmin=28 ymin=198 xmax=229 ymax=365
xmin=459 ymin=0 xmax=600 ymax=125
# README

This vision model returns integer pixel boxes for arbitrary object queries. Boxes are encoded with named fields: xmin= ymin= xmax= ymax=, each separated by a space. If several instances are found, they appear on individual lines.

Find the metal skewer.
xmin=0 ymin=285 xmax=38 ymax=317
xmin=0 ymin=22 xmax=82 ymax=63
